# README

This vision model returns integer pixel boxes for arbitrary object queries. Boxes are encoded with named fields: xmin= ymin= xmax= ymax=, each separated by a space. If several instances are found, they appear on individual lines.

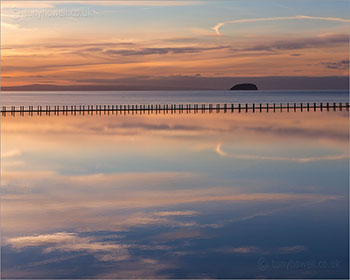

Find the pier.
xmin=1 ymin=102 xmax=349 ymax=117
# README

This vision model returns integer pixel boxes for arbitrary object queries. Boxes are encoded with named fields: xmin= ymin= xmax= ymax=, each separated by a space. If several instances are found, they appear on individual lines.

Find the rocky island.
xmin=230 ymin=83 xmax=258 ymax=90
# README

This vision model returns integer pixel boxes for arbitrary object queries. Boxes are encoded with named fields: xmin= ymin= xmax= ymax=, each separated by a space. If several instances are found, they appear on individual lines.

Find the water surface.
xmin=1 ymin=110 xmax=349 ymax=278
xmin=1 ymin=90 xmax=348 ymax=107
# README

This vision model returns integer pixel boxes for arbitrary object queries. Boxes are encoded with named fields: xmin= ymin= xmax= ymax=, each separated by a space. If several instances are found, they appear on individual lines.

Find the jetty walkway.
xmin=1 ymin=102 xmax=349 ymax=116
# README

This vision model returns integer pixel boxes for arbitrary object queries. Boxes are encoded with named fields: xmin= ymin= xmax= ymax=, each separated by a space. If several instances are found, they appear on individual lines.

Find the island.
xmin=230 ymin=83 xmax=258 ymax=90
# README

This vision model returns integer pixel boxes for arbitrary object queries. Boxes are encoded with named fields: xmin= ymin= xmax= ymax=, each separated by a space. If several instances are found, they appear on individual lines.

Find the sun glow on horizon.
xmin=1 ymin=0 xmax=349 ymax=89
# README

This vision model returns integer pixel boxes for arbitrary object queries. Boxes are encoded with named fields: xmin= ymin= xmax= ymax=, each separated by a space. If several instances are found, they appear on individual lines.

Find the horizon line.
xmin=1 ymin=75 xmax=349 ymax=91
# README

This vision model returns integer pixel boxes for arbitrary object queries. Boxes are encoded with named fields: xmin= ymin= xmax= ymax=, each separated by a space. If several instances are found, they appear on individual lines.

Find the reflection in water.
xmin=1 ymin=111 xmax=349 ymax=278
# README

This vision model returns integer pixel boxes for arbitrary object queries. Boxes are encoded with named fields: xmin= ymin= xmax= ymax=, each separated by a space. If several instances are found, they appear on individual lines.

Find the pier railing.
xmin=1 ymin=102 xmax=349 ymax=116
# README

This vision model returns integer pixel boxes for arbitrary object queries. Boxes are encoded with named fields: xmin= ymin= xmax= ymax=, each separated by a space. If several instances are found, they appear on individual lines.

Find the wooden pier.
xmin=1 ymin=102 xmax=349 ymax=116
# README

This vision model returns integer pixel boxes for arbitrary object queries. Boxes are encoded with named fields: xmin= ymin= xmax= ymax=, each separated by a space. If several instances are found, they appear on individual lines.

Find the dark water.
xmin=1 ymin=110 xmax=349 ymax=279
xmin=1 ymin=90 xmax=349 ymax=106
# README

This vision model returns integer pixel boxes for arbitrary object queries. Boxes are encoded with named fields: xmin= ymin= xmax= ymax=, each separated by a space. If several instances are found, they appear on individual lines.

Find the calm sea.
xmin=1 ymin=90 xmax=349 ymax=279
xmin=2 ymin=110 xmax=349 ymax=278
xmin=1 ymin=90 xmax=349 ymax=106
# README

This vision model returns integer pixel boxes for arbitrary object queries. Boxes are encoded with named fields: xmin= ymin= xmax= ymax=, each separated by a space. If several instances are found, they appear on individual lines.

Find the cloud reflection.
xmin=1 ymin=111 xmax=348 ymax=278
xmin=216 ymin=143 xmax=349 ymax=162
xmin=7 ymin=232 xmax=130 ymax=262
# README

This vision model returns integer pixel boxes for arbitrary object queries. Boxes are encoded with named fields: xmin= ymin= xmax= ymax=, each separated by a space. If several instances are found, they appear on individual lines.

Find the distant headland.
xmin=230 ymin=83 xmax=258 ymax=90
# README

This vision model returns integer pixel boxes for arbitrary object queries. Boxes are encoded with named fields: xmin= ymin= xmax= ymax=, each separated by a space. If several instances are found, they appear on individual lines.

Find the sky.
xmin=1 ymin=0 xmax=349 ymax=90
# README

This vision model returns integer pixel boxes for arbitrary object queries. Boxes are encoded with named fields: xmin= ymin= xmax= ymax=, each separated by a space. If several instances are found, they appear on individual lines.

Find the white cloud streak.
xmin=213 ymin=15 xmax=350 ymax=35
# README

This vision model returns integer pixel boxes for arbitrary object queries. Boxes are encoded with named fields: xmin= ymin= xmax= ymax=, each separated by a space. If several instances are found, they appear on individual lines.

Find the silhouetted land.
xmin=230 ymin=83 xmax=258 ymax=90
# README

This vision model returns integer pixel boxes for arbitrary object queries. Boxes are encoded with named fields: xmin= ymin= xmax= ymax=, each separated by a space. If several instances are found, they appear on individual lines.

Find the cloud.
xmin=105 ymin=46 xmax=229 ymax=56
xmin=153 ymin=210 xmax=198 ymax=217
xmin=8 ymin=232 xmax=76 ymax=248
xmin=2 ymin=149 xmax=22 ymax=159
xmin=219 ymin=245 xmax=307 ymax=255
xmin=278 ymin=245 xmax=307 ymax=254
xmin=5 ymin=232 xmax=173 ymax=278
xmin=239 ymin=34 xmax=349 ymax=52
xmin=188 ymin=27 xmax=219 ymax=36
xmin=322 ymin=60 xmax=349 ymax=70
xmin=216 ymin=143 xmax=349 ymax=163
xmin=79 ymin=1 xmax=201 ymax=7
xmin=163 ymin=36 xmax=203 ymax=43
xmin=1 ymin=0 xmax=200 ymax=9
xmin=230 ymin=246 xmax=260 ymax=254
xmin=246 ymin=124 xmax=349 ymax=142
xmin=215 ymin=144 xmax=228 ymax=157
xmin=46 ymin=42 xmax=135 ymax=49
xmin=1 ymin=22 xmax=21 ymax=30
xmin=1 ymin=1 xmax=55 ymax=8
xmin=7 ymin=232 xmax=130 ymax=262
xmin=111 ymin=122 xmax=204 ymax=132
xmin=213 ymin=15 xmax=350 ymax=35
xmin=3 ymin=169 xmax=341 ymax=215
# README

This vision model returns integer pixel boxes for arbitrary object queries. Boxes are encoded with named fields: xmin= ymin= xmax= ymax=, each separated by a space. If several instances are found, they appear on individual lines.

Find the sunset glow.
xmin=1 ymin=0 xmax=349 ymax=90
